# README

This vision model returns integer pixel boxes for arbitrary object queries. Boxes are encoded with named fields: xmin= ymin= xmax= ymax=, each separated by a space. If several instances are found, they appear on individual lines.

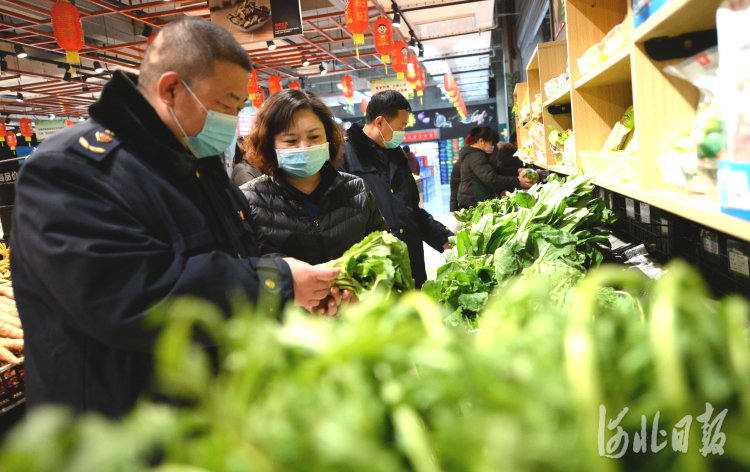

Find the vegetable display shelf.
xmin=574 ymin=45 xmax=632 ymax=90
xmin=542 ymin=84 xmax=571 ymax=108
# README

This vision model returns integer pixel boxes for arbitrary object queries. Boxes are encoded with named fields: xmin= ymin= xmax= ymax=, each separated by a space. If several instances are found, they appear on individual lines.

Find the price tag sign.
xmin=729 ymin=249 xmax=750 ymax=277
xmin=660 ymin=217 xmax=670 ymax=236
xmin=640 ymin=203 xmax=651 ymax=224
xmin=701 ymin=229 xmax=720 ymax=259
xmin=625 ymin=198 xmax=635 ymax=220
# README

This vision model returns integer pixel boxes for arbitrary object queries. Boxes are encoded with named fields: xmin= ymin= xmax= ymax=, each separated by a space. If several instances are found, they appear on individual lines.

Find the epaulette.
xmin=69 ymin=125 xmax=122 ymax=162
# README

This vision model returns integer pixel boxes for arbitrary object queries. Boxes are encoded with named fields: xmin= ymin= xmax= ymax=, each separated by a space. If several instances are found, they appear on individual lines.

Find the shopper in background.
xmin=10 ymin=18 xmax=343 ymax=419
xmin=339 ymin=90 xmax=453 ymax=288
xmin=458 ymin=127 xmax=533 ymax=208
xmin=489 ymin=130 xmax=521 ymax=171
xmin=232 ymin=135 xmax=262 ymax=186
xmin=403 ymin=145 xmax=421 ymax=176
xmin=450 ymin=126 xmax=483 ymax=214
xmin=241 ymin=89 xmax=389 ymax=274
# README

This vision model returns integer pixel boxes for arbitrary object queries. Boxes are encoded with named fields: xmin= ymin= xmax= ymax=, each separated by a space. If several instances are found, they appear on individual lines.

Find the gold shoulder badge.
xmin=105 ymin=129 xmax=115 ymax=136
xmin=95 ymin=131 xmax=112 ymax=143
xmin=78 ymin=136 xmax=106 ymax=154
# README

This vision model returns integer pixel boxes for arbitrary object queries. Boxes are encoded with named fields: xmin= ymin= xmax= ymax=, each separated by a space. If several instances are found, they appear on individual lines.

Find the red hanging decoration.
xmin=65 ymin=119 xmax=74 ymax=127
xmin=415 ymin=67 xmax=425 ymax=104
xmin=252 ymin=88 xmax=265 ymax=108
xmin=147 ymin=33 xmax=157 ymax=45
xmin=289 ymin=81 xmax=301 ymax=90
xmin=0 ymin=121 xmax=6 ymax=143
xmin=247 ymin=69 xmax=259 ymax=95
xmin=51 ymin=0 xmax=84 ymax=69
xmin=361 ymin=98 xmax=369 ymax=116
xmin=392 ymin=40 xmax=408 ymax=80
xmin=373 ymin=16 xmax=393 ymax=73
xmin=405 ymin=55 xmax=419 ymax=91
xmin=443 ymin=73 xmax=456 ymax=94
xmin=268 ymin=75 xmax=282 ymax=95
xmin=6 ymin=132 xmax=17 ymax=152
xmin=19 ymin=118 xmax=33 ymax=143
xmin=341 ymin=75 xmax=354 ymax=103
xmin=345 ymin=0 xmax=369 ymax=57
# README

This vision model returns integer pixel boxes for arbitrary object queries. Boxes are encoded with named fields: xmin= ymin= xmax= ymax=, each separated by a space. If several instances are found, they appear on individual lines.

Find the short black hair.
xmin=138 ymin=17 xmax=252 ymax=92
xmin=366 ymin=90 xmax=411 ymax=124
xmin=476 ymin=126 xmax=500 ymax=145
xmin=403 ymin=145 xmax=410 ymax=152
xmin=509 ymin=130 xmax=517 ymax=144
xmin=469 ymin=126 xmax=482 ymax=137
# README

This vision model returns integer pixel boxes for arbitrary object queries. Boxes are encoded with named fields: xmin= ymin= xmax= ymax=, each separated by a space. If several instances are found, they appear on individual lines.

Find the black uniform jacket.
xmin=339 ymin=124 xmax=452 ymax=288
xmin=10 ymin=71 xmax=293 ymax=418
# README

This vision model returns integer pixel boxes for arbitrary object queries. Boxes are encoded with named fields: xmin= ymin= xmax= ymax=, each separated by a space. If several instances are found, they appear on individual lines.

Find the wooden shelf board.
xmin=548 ymin=165 xmax=574 ymax=175
xmin=526 ymin=47 xmax=540 ymax=71
xmin=574 ymin=46 xmax=632 ymax=90
xmin=543 ymin=85 xmax=571 ymax=108
xmin=594 ymin=176 xmax=750 ymax=242
xmin=633 ymin=0 xmax=724 ymax=43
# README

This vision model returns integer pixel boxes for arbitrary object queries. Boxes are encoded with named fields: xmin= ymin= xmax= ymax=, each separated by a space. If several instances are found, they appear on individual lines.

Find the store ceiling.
xmin=0 ymin=0 xmax=501 ymax=122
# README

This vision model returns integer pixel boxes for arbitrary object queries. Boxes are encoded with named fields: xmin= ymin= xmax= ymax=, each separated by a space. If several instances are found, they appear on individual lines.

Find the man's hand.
xmin=283 ymin=258 xmax=340 ymax=308
xmin=443 ymin=241 xmax=452 ymax=250
xmin=312 ymin=287 xmax=359 ymax=316
xmin=518 ymin=168 xmax=527 ymax=174
xmin=518 ymin=176 xmax=533 ymax=189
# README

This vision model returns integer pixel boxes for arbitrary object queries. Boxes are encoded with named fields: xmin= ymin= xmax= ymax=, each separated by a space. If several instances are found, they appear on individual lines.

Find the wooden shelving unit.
xmin=543 ymin=85 xmax=571 ymax=108
xmin=534 ymin=0 xmax=750 ymax=242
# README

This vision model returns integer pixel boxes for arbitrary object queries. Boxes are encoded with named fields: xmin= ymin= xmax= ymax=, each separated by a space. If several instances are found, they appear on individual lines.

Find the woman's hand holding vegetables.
xmin=518 ymin=176 xmax=533 ymax=189
xmin=284 ymin=258 xmax=340 ymax=308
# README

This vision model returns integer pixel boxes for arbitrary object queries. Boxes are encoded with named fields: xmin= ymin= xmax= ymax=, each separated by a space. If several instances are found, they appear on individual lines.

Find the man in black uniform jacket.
xmin=10 ymin=18 xmax=343 ymax=418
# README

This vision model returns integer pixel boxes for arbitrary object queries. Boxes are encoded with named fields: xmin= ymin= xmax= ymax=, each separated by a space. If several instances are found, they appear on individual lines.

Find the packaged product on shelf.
xmin=530 ymin=93 xmax=543 ymax=115
xmin=563 ymin=131 xmax=576 ymax=169
xmin=548 ymin=126 xmax=571 ymax=165
xmin=601 ymin=106 xmax=635 ymax=153
xmin=0 ymin=243 xmax=22 ymax=367
xmin=657 ymin=46 xmax=724 ymax=195
xmin=602 ymin=21 xmax=630 ymax=56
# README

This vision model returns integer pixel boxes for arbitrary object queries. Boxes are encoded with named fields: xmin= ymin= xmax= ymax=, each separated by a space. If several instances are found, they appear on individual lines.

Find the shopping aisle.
xmin=423 ymin=182 xmax=457 ymax=281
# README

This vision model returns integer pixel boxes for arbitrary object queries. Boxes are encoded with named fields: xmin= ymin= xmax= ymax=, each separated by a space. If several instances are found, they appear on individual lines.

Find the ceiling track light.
xmin=319 ymin=63 xmax=327 ymax=74
xmin=266 ymin=40 xmax=276 ymax=51
xmin=141 ymin=25 xmax=153 ymax=38
xmin=302 ymin=59 xmax=310 ymax=67
xmin=93 ymin=61 xmax=104 ymax=73
xmin=15 ymin=92 xmax=23 ymax=102
xmin=418 ymin=43 xmax=424 ymax=59
xmin=63 ymin=69 xmax=71 ymax=82
xmin=0 ymin=58 xmax=7 ymax=74
xmin=49 ymin=113 xmax=55 ymax=119
xmin=14 ymin=44 xmax=27 ymax=59
xmin=392 ymin=12 xmax=401 ymax=28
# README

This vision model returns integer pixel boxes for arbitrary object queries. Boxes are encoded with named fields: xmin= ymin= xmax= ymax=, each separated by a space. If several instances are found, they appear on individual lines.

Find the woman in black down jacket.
xmin=240 ymin=89 xmax=389 ymax=267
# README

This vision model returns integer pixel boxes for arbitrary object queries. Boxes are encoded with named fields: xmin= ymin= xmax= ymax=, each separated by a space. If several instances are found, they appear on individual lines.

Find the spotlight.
xmin=418 ymin=43 xmax=424 ymax=59
xmin=79 ymin=116 xmax=85 ymax=121
xmin=82 ymin=86 xmax=90 ymax=92
xmin=141 ymin=25 xmax=153 ymax=38
xmin=15 ymin=92 xmax=23 ymax=102
xmin=16 ymin=132 xmax=21 ymax=136
xmin=0 ymin=58 xmax=7 ymax=74
xmin=4 ymin=115 xmax=10 ymax=124
xmin=93 ymin=61 xmax=104 ymax=73
xmin=392 ymin=12 xmax=401 ymax=28
xmin=319 ymin=63 xmax=327 ymax=75
xmin=337 ymin=83 xmax=343 ymax=90
xmin=267 ymin=40 xmax=276 ymax=51
xmin=408 ymin=36 xmax=419 ymax=53
xmin=49 ymin=113 xmax=55 ymax=119
xmin=302 ymin=59 xmax=310 ymax=67
xmin=63 ymin=69 xmax=71 ymax=81
xmin=14 ymin=44 xmax=27 ymax=59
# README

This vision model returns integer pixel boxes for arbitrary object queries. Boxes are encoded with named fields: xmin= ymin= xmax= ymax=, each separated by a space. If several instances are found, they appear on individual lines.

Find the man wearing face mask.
xmin=9 ymin=18 xmax=341 ymax=418
xmin=339 ymin=90 xmax=453 ymax=288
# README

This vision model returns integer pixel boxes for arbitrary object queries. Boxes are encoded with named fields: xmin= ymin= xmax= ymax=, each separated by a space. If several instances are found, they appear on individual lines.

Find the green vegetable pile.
xmin=425 ymin=173 xmax=617 ymax=328
xmin=323 ymin=231 xmax=414 ymax=300
xmin=521 ymin=168 xmax=539 ymax=185
xmin=3 ymin=261 xmax=749 ymax=472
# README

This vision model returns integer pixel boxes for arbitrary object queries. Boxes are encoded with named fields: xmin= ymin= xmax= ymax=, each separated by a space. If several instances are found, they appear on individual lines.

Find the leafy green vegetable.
xmin=3 ymin=261 xmax=749 ymax=472
xmin=323 ymin=231 xmax=414 ymax=299
xmin=521 ymin=168 xmax=539 ymax=185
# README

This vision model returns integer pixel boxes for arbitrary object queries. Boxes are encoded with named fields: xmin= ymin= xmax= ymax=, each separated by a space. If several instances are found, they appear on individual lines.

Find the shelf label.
xmin=640 ymin=203 xmax=651 ymax=224
xmin=625 ymin=198 xmax=635 ymax=220
xmin=608 ymin=192 xmax=614 ymax=210
xmin=729 ymin=248 xmax=750 ymax=277
xmin=701 ymin=230 xmax=720 ymax=256
xmin=660 ymin=218 xmax=670 ymax=236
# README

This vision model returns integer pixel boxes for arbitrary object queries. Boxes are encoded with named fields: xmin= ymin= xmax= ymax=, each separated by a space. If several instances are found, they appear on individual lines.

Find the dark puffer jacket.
xmin=241 ymin=162 xmax=390 ymax=265
xmin=449 ymin=145 xmax=474 ymax=212
xmin=457 ymin=147 xmax=520 ymax=208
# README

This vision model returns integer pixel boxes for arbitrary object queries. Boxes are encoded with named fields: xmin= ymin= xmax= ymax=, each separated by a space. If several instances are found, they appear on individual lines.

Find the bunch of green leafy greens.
xmin=521 ymin=168 xmax=539 ymax=185
xmin=3 ymin=261 xmax=750 ymax=472
xmin=322 ymin=231 xmax=414 ymax=300
xmin=549 ymin=126 xmax=572 ymax=147
xmin=424 ymin=173 xmax=617 ymax=325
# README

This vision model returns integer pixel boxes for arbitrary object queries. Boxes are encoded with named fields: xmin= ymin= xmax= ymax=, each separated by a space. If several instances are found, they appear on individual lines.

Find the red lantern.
xmin=406 ymin=55 xmax=419 ymax=90
xmin=444 ymin=73 xmax=456 ymax=92
xmin=65 ymin=119 xmax=74 ymax=127
xmin=19 ymin=118 xmax=33 ymax=143
xmin=373 ymin=16 xmax=393 ymax=72
xmin=6 ymin=132 xmax=16 ymax=151
xmin=0 ymin=121 xmax=5 ymax=143
xmin=289 ymin=81 xmax=301 ymax=90
xmin=247 ymin=69 xmax=259 ymax=95
xmin=252 ymin=88 xmax=265 ymax=108
xmin=361 ymin=98 xmax=368 ymax=116
xmin=392 ymin=40 xmax=408 ymax=80
xmin=51 ymin=0 xmax=84 ymax=67
xmin=147 ymin=33 xmax=157 ymax=45
xmin=341 ymin=75 xmax=354 ymax=103
xmin=268 ymin=75 xmax=282 ymax=95
xmin=345 ymin=0 xmax=369 ymax=55
xmin=415 ymin=67 xmax=425 ymax=104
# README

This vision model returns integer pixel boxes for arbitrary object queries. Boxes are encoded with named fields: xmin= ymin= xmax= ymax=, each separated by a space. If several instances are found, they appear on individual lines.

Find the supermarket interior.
xmin=2 ymin=0 xmax=750 ymax=470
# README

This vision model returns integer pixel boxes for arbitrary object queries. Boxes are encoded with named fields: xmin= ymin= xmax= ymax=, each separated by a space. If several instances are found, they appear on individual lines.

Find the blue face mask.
xmin=379 ymin=119 xmax=405 ymax=149
xmin=169 ymin=80 xmax=239 ymax=158
xmin=276 ymin=142 xmax=330 ymax=178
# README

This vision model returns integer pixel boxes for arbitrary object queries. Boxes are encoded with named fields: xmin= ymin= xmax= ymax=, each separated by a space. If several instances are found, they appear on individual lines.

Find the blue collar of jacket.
xmin=345 ymin=123 xmax=408 ymax=174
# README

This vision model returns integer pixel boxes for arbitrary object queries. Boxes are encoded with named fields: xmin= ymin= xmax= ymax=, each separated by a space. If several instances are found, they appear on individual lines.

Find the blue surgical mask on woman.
xmin=276 ymin=142 xmax=330 ymax=178
xmin=169 ymin=79 xmax=239 ymax=158
xmin=379 ymin=119 xmax=405 ymax=149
